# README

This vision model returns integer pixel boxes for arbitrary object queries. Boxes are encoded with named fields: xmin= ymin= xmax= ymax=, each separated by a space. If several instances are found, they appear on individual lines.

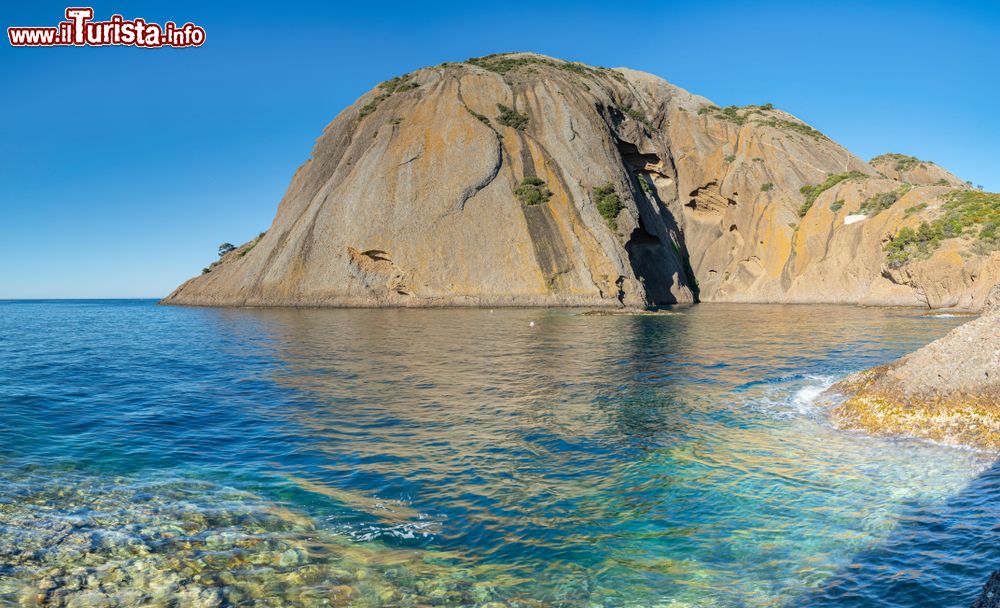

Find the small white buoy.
xmin=529 ymin=321 xmax=535 ymax=327
xmin=490 ymin=309 xmax=494 ymax=313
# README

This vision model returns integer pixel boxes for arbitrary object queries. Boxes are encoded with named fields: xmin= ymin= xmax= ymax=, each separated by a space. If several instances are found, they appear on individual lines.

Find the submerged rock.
xmin=162 ymin=52 xmax=999 ymax=310
xmin=973 ymin=570 xmax=1000 ymax=608
xmin=0 ymin=471 xmax=531 ymax=608
xmin=828 ymin=283 xmax=1000 ymax=451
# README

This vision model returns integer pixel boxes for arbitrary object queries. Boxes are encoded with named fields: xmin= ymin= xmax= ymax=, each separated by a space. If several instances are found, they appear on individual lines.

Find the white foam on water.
xmin=792 ymin=375 xmax=837 ymax=412
xmin=748 ymin=374 xmax=839 ymax=419
xmin=339 ymin=520 xmax=440 ymax=542
xmin=929 ymin=313 xmax=957 ymax=318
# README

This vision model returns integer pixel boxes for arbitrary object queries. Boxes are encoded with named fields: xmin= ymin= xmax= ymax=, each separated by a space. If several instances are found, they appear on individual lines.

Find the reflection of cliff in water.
xmin=202 ymin=305 xmax=985 ymax=599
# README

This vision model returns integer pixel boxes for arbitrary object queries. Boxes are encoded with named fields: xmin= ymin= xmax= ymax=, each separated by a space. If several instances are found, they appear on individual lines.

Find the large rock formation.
xmin=162 ymin=53 xmax=1000 ymax=309
xmin=829 ymin=283 xmax=1000 ymax=451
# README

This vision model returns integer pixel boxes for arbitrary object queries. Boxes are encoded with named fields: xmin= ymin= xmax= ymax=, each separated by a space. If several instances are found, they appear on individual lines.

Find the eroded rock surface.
xmin=163 ymin=53 xmax=1000 ymax=309
xmin=828 ymin=283 xmax=1000 ymax=451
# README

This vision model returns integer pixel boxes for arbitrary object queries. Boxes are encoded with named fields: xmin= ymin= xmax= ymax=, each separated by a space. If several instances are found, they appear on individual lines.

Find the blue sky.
xmin=2 ymin=0 xmax=998 ymax=298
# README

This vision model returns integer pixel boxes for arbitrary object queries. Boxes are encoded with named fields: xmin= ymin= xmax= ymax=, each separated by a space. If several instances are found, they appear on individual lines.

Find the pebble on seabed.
xmin=0 ymin=472 xmax=533 ymax=608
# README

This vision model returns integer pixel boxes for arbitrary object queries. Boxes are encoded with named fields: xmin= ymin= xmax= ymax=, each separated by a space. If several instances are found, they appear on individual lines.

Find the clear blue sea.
xmin=0 ymin=300 xmax=996 ymax=607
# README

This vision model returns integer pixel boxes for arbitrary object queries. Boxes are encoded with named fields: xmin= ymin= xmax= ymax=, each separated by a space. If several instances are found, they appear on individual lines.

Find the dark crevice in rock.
xmin=615 ymin=139 xmax=699 ymax=304
xmin=617 ymin=140 xmax=662 ymax=172
xmin=615 ymin=275 xmax=626 ymax=305
xmin=624 ymin=217 xmax=677 ymax=305
xmin=452 ymin=135 xmax=502 ymax=213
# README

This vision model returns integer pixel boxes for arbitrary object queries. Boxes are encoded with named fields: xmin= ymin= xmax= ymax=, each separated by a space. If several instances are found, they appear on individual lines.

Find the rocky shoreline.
xmin=827 ymin=284 xmax=1000 ymax=451
xmin=974 ymin=570 xmax=1000 ymax=608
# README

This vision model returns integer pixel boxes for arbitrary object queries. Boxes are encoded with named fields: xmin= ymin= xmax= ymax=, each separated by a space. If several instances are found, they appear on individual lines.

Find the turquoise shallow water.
xmin=0 ymin=300 xmax=997 ymax=607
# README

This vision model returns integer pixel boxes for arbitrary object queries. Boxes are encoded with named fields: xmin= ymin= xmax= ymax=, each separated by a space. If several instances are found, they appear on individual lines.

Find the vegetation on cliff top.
xmin=464 ymin=54 xmax=624 ymax=82
xmin=871 ymin=153 xmax=927 ymax=172
xmin=358 ymin=74 xmax=419 ymax=119
xmin=755 ymin=117 xmax=828 ymax=141
xmin=885 ymin=190 xmax=1000 ymax=266
xmin=698 ymin=104 xmax=827 ymax=140
xmin=202 ymin=232 xmax=267 ymax=274
xmin=379 ymin=74 xmax=419 ymax=94
xmin=515 ymin=176 xmax=552 ymax=205
xmin=698 ymin=104 xmax=771 ymax=125
xmin=798 ymin=171 xmax=868 ymax=217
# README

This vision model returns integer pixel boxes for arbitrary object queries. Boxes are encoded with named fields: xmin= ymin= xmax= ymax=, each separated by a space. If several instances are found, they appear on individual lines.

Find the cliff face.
xmin=162 ymin=53 xmax=1000 ymax=309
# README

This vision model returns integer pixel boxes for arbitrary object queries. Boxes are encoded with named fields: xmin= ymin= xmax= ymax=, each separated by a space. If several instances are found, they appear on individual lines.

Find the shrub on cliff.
xmin=515 ymin=176 xmax=552 ymax=205
xmin=799 ymin=171 xmax=868 ymax=217
xmin=218 ymin=243 xmax=236 ymax=257
xmin=593 ymin=184 xmax=623 ymax=230
xmin=859 ymin=185 xmax=911 ymax=215
xmin=871 ymin=152 xmax=925 ymax=172
xmin=496 ymin=104 xmax=529 ymax=130
xmin=379 ymin=74 xmax=418 ymax=94
xmin=465 ymin=106 xmax=490 ymax=126
xmin=884 ymin=189 xmax=1000 ymax=265
xmin=885 ymin=222 xmax=942 ymax=266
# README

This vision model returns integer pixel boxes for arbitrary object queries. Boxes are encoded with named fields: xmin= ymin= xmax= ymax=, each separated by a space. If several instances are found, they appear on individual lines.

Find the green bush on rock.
xmin=465 ymin=106 xmax=490 ymax=126
xmin=496 ymin=104 xmax=529 ymax=130
xmin=884 ymin=189 xmax=1000 ymax=265
xmin=871 ymin=153 xmax=926 ymax=172
xmin=859 ymin=185 xmax=911 ymax=216
xmin=799 ymin=171 xmax=868 ymax=217
xmin=593 ymin=184 xmax=623 ymax=230
xmin=515 ymin=176 xmax=552 ymax=205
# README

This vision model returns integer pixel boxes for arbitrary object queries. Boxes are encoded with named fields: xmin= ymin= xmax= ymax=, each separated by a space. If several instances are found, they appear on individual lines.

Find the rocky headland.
xmin=828 ymin=283 xmax=1000 ymax=451
xmin=162 ymin=53 xmax=1000 ymax=310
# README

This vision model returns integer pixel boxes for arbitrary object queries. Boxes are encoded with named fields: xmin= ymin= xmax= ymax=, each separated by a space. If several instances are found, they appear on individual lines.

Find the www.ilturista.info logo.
xmin=8 ymin=8 xmax=205 ymax=48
